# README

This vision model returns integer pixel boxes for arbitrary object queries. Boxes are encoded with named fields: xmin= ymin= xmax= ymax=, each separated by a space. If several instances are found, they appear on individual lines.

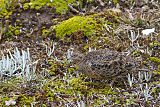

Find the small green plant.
xmin=4 ymin=25 xmax=21 ymax=37
xmin=55 ymin=15 xmax=100 ymax=39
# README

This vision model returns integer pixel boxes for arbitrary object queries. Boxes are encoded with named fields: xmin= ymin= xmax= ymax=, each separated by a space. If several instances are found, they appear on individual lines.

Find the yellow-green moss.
xmin=153 ymin=70 xmax=160 ymax=75
xmin=0 ymin=96 xmax=9 ymax=106
xmin=149 ymin=41 xmax=160 ymax=47
xmin=30 ymin=0 xmax=49 ymax=9
xmin=42 ymin=104 xmax=47 ymax=107
xmin=150 ymin=57 xmax=160 ymax=75
xmin=149 ymin=57 xmax=160 ymax=64
xmin=69 ymin=77 xmax=88 ymax=91
xmin=23 ymin=0 xmax=77 ymax=14
xmin=5 ymin=25 xmax=21 ymax=37
xmin=112 ymin=0 xmax=118 ymax=4
xmin=42 ymin=28 xmax=50 ymax=37
xmin=55 ymin=15 xmax=100 ymax=39
xmin=23 ymin=3 xmax=30 ymax=10
xmin=51 ymin=0 xmax=76 ymax=14
xmin=0 ymin=0 xmax=23 ymax=18
xmin=18 ymin=94 xmax=35 ymax=105
xmin=0 ymin=0 xmax=10 ymax=18
xmin=14 ymin=29 xmax=20 ymax=35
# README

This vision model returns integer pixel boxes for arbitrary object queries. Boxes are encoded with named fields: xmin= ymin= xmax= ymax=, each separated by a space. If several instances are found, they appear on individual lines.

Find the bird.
xmin=72 ymin=49 xmax=139 ymax=82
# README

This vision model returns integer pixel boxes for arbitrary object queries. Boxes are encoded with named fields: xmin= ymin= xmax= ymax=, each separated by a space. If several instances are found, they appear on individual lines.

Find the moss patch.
xmin=149 ymin=57 xmax=160 ymax=64
xmin=55 ymin=15 xmax=101 ymax=39
xmin=23 ymin=0 xmax=77 ymax=14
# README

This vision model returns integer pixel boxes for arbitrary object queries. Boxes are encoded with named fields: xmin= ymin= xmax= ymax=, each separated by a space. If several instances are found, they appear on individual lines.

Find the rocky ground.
xmin=0 ymin=0 xmax=160 ymax=106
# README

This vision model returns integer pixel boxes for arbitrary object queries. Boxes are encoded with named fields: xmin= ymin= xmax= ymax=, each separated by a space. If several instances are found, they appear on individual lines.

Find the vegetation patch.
xmin=55 ymin=15 xmax=101 ymax=39
xmin=149 ymin=57 xmax=160 ymax=64
xmin=50 ymin=0 xmax=76 ymax=14
xmin=23 ymin=0 xmax=77 ymax=14
xmin=0 ymin=0 xmax=12 ymax=18
xmin=0 ymin=0 xmax=160 ymax=106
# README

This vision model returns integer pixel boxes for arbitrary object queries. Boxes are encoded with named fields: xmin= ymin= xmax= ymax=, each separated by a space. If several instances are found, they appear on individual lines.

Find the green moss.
xmin=134 ymin=18 xmax=145 ymax=26
xmin=18 ymin=94 xmax=35 ymax=105
xmin=22 ymin=0 xmax=77 ymax=14
xmin=4 ymin=12 xmax=12 ymax=19
xmin=0 ymin=0 xmax=23 ymax=18
xmin=69 ymin=77 xmax=88 ymax=91
xmin=16 ymin=19 xmax=21 ymax=23
xmin=0 ymin=78 xmax=21 ymax=94
xmin=23 ymin=0 xmax=49 ymax=11
xmin=113 ymin=0 xmax=118 ymax=4
xmin=55 ymin=15 xmax=100 ymax=39
xmin=15 ymin=29 xmax=20 ymax=35
xmin=35 ymin=5 xmax=41 ymax=10
xmin=0 ymin=0 xmax=10 ymax=18
xmin=42 ymin=28 xmax=50 ymax=37
xmin=0 ymin=96 xmax=9 ymax=106
xmin=150 ymin=57 xmax=160 ymax=75
xmin=51 ymin=0 xmax=77 ymax=14
xmin=149 ymin=57 xmax=160 ymax=64
xmin=42 ymin=104 xmax=47 ymax=107
xmin=23 ymin=3 xmax=30 ymax=10
xmin=47 ymin=61 xmax=59 ymax=75
xmin=30 ymin=0 xmax=49 ymax=9
xmin=153 ymin=69 xmax=160 ymax=75
xmin=149 ymin=41 xmax=160 ymax=47
xmin=67 ymin=67 xmax=76 ymax=73
xmin=5 ymin=25 xmax=21 ymax=37
xmin=125 ymin=97 xmax=136 ymax=106
xmin=52 ymin=0 xmax=69 ymax=14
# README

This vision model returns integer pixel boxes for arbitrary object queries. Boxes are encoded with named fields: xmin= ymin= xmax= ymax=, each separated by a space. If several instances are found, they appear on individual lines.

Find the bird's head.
xmin=66 ymin=48 xmax=84 ymax=64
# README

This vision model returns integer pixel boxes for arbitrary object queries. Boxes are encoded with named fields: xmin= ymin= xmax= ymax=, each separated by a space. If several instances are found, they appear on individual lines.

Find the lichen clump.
xmin=55 ymin=16 xmax=99 ymax=39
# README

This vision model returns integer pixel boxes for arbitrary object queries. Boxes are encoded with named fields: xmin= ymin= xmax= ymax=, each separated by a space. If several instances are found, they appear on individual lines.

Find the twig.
xmin=68 ymin=4 xmax=79 ymax=13
xmin=97 ymin=0 xmax=105 ymax=6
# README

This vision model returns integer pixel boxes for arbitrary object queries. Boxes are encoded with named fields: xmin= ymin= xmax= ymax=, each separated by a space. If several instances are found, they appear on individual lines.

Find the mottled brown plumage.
xmin=77 ymin=49 xmax=138 ymax=80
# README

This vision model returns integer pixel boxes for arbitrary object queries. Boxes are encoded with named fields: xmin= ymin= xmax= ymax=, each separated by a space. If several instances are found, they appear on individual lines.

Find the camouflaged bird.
xmin=73 ymin=49 xmax=139 ymax=80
